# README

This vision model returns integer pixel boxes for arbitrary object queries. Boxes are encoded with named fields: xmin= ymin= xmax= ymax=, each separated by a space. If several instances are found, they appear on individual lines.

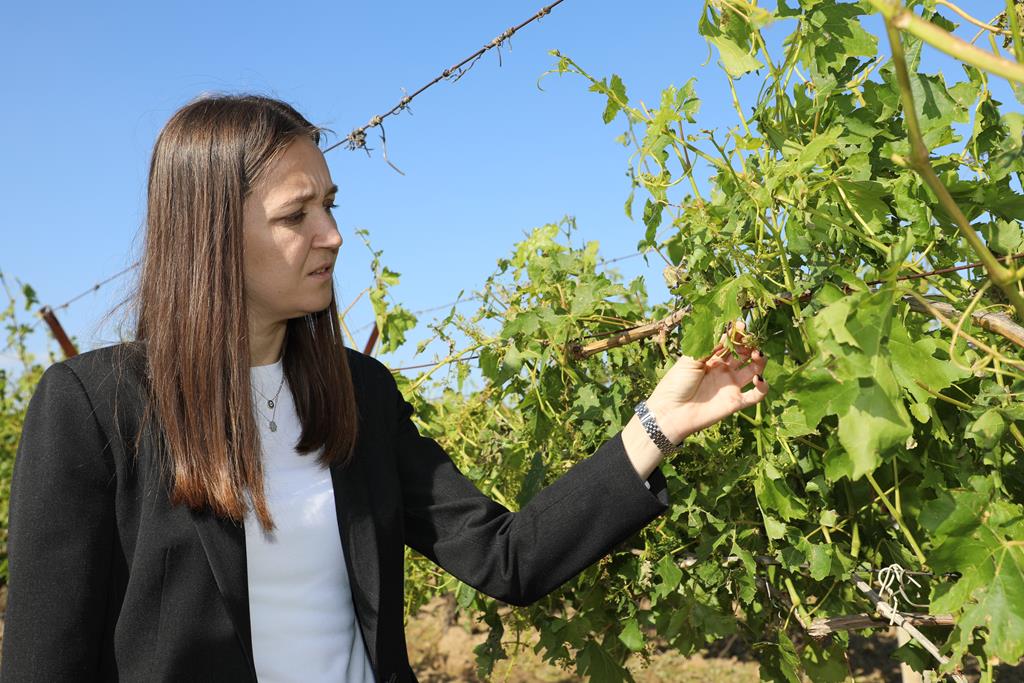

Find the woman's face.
xmin=242 ymin=137 xmax=342 ymax=332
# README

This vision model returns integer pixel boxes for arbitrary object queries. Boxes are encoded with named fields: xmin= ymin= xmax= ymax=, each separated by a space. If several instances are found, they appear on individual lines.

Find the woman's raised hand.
xmin=647 ymin=320 xmax=769 ymax=445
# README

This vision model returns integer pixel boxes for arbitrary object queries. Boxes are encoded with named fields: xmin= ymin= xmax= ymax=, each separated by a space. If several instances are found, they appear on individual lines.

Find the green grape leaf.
xmin=833 ymin=368 xmax=912 ymax=481
xmin=760 ymin=631 xmax=802 ymax=683
xmin=456 ymin=581 xmax=477 ymax=609
xmin=965 ymin=409 xmax=1006 ymax=449
xmin=806 ymin=542 xmax=836 ymax=581
xmin=982 ymin=219 xmax=1024 ymax=255
xmin=578 ymin=641 xmax=629 ymax=682
xmin=709 ymin=36 xmax=764 ymax=77
xmin=588 ymin=73 xmax=628 ymax=124
xmin=801 ymin=639 xmax=849 ymax=682
xmin=802 ymin=0 xmax=877 ymax=76
xmin=680 ymin=274 xmax=764 ymax=356
xmin=922 ymin=483 xmax=1024 ymax=664
xmin=517 ymin=451 xmax=546 ymax=507
xmin=755 ymin=462 xmax=809 ymax=522
xmin=618 ymin=618 xmax=645 ymax=652
xmin=889 ymin=315 xmax=969 ymax=412
xmin=654 ymin=553 xmax=683 ymax=599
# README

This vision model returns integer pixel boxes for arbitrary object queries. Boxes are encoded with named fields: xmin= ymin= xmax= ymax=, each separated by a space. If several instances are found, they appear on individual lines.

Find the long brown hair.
xmin=121 ymin=94 xmax=359 ymax=532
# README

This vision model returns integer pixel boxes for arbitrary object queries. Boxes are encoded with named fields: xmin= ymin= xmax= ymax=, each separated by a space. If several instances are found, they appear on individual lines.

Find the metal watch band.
xmin=634 ymin=400 xmax=677 ymax=455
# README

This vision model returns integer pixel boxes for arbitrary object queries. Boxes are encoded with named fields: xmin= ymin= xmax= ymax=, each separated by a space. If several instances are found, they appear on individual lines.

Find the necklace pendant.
xmin=269 ymin=420 xmax=278 ymax=432
xmin=267 ymin=399 xmax=275 ymax=409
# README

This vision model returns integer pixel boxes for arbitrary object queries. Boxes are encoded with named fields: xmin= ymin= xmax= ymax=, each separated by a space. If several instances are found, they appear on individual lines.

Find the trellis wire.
xmin=0 ymin=262 xmax=138 ymax=357
xmin=322 ymin=0 xmax=567 ymax=163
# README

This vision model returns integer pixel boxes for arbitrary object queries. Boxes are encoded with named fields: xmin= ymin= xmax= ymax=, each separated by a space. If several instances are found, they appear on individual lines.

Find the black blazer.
xmin=1 ymin=342 xmax=670 ymax=682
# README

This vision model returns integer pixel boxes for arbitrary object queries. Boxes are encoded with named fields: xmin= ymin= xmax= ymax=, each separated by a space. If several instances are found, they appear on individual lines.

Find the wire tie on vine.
xmin=489 ymin=27 xmax=516 ymax=65
xmin=876 ymin=563 xmax=927 ymax=625
xmin=346 ymin=127 xmax=368 ymax=152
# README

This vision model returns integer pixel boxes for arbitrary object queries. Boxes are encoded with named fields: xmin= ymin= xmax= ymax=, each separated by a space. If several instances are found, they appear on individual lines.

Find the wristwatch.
xmin=634 ymin=400 xmax=678 ymax=455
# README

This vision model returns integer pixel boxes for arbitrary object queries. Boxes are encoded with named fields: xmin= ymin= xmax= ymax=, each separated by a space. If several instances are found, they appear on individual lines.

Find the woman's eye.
xmin=326 ymin=202 xmax=338 ymax=214
xmin=284 ymin=211 xmax=305 ymax=224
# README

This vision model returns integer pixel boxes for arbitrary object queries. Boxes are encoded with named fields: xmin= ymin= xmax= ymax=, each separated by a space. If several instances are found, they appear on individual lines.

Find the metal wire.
xmin=51 ymin=262 xmax=139 ymax=313
xmin=0 ymin=261 xmax=139 ymax=356
xmin=322 ymin=0 xmax=567 ymax=157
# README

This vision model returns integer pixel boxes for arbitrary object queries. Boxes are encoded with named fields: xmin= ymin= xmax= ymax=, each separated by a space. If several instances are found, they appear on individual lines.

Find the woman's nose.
xmin=317 ymin=216 xmax=343 ymax=249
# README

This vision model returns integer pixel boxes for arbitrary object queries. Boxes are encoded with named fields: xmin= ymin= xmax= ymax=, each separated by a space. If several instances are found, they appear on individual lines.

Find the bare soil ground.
xmin=406 ymin=595 xmax=1024 ymax=683
xmin=1 ymin=587 xmax=1021 ymax=681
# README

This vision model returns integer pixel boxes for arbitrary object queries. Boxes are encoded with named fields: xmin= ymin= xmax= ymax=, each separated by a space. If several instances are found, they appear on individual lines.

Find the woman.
xmin=0 ymin=94 xmax=768 ymax=682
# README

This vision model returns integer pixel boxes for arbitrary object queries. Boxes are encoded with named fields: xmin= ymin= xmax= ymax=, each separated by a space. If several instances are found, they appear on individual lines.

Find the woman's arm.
xmin=391 ymin=322 xmax=768 ymax=607
xmin=392 ymin=367 xmax=670 ymax=606
xmin=2 ymin=362 xmax=116 ymax=682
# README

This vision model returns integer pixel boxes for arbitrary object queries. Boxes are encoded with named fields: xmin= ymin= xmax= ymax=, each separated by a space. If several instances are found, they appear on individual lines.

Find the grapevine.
xmin=385 ymin=1 xmax=1024 ymax=679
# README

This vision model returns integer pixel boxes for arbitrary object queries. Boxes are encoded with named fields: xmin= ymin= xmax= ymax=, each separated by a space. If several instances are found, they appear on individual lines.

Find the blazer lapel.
xmin=190 ymin=507 xmax=257 ymax=681
xmin=330 ymin=441 xmax=382 ymax=665
xmin=188 ymin=457 xmax=381 ymax=681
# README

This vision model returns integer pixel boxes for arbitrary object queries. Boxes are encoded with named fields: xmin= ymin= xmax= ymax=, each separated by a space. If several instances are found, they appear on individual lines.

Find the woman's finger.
xmin=724 ymin=342 xmax=756 ymax=369
xmin=704 ymin=355 xmax=727 ymax=370
xmin=733 ymin=355 xmax=766 ymax=387
xmin=726 ymin=353 xmax=746 ymax=371
xmin=669 ymin=355 xmax=705 ymax=373
xmin=701 ymin=319 xmax=754 ymax=364
xmin=737 ymin=376 xmax=769 ymax=409
xmin=701 ymin=344 xmax=725 ymax=365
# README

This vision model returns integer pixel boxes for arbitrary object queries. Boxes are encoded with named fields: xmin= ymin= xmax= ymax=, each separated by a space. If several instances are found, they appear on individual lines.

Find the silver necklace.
xmin=252 ymin=371 xmax=286 ymax=432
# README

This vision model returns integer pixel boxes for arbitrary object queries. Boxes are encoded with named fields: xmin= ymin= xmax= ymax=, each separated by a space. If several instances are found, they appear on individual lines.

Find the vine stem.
xmin=1006 ymin=0 xmax=1024 ymax=65
xmin=407 ymin=342 xmax=485 ymax=393
xmin=865 ymin=471 xmax=927 ymax=566
xmin=783 ymin=576 xmax=811 ymax=628
xmin=971 ymin=13 xmax=1007 ymax=45
xmin=335 ymin=290 xmax=368 ymax=352
xmin=904 ymin=290 xmax=1024 ymax=372
xmin=726 ymin=73 xmax=751 ymax=136
xmin=867 ymin=0 xmax=1024 ymax=84
xmin=948 ymin=281 xmax=992 ymax=365
xmin=914 ymin=380 xmax=973 ymax=410
xmin=1010 ymin=422 xmax=1024 ymax=450
xmin=883 ymin=17 xmax=1024 ymax=321
xmin=768 ymin=210 xmax=812 ymax=354
xmin=936 ymin=0 xmax=1011 ymax=36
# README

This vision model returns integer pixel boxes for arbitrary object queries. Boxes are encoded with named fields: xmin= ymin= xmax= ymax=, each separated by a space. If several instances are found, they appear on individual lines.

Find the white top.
xmin=245 ymin=357 xmax=375 ymax=683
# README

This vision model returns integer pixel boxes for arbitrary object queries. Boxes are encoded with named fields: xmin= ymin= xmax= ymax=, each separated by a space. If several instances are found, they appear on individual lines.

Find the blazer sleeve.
xmin=388 ymin=367 xmax=671 ymax=607
xmin=2 ymin=362 xmax=116 ymax=682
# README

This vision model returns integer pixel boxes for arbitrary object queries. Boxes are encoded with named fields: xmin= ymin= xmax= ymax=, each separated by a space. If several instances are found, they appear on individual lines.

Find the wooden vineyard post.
xmin=363 ymin=323 xmax=379 ymax=356
xmin=38 ymin=306 xmax=78 ymax=359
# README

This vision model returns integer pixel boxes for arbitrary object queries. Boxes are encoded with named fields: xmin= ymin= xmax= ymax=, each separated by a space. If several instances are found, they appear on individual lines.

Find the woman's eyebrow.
xmin=278 ymin=183 xmax=339 ymax=207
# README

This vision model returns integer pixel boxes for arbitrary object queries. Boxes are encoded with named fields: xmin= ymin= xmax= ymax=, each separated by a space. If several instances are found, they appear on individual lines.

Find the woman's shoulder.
xmin=26 ymin=343 xmax=150 ymax=429
xmin=343 ymin=346 xmax=402 ymax=403
xmin=25 ymin=343 xmax=148 ymax=460
xmin=59 ymin=340 xmax=147 ymax=393
xmin=343 ymin=346 xmax=392 ymax=382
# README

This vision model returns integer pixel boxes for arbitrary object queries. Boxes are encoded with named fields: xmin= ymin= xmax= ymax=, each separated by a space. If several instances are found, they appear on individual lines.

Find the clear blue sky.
xmin=2 ymin=1 xmax=1017 ymax=377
